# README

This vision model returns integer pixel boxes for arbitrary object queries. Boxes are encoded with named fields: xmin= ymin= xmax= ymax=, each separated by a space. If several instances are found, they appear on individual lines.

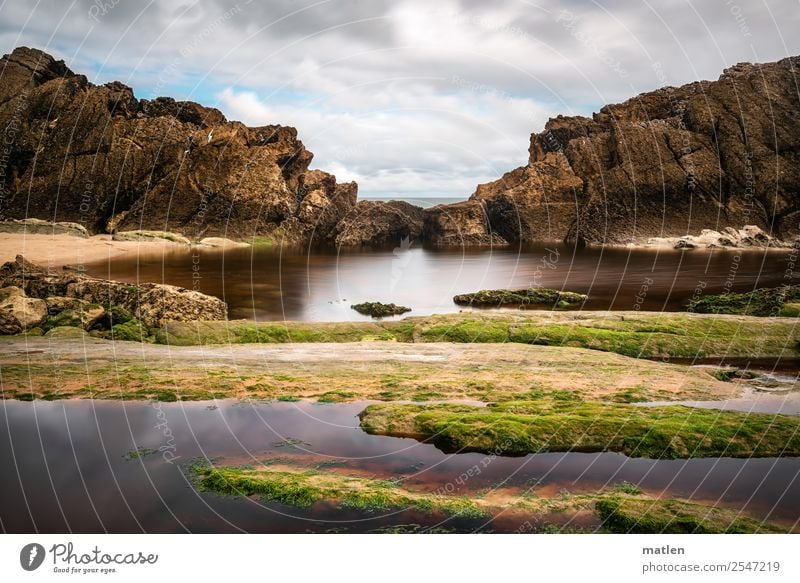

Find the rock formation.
xmin=334 ymin=200 xmax=425 ymax=246
xmin=0 ymin=47 xmax=356 ymax=244
xmin=424 ymin=56 xmax=800 ymax=246
xmin=0 ymin=255 xmax=227 ymax=330
xmin=2 ymin=47 xmax=798 ymax=248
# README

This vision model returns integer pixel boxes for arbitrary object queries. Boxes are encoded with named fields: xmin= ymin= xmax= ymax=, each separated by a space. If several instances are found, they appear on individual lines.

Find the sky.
xmin=1 ymin=0 xmax=798 ymax=200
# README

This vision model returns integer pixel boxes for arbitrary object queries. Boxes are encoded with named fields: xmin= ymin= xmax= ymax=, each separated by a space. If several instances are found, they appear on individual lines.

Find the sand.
xmin=0 ymin=233 xmax=186 ymax=269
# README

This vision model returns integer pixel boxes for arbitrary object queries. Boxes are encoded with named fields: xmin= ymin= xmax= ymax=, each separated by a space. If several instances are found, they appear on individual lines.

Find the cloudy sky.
xmin=1 ymin=0 xmax=798 ymax=200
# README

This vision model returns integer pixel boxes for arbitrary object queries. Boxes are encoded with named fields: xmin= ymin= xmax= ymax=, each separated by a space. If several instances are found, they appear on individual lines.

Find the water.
xmin=1 ymin=400 xmax=798 ymax=533
xmin=85 ymin=244 xmax=796 ymax=321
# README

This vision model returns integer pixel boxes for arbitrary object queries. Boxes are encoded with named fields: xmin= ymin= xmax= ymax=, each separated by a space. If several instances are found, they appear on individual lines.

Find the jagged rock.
xmin=423 ymin=201 xmax=508 ymax=246
xmin=427 ymin=56 xmax=800 ymax=246
xmin=335 ymin=200 xmax=426 ymax=246
xmin=0 ymin=285 xmax=47 ymax=329
xmin=0 ymin=255 xmax=227 ymax=328
xmin=0 ymin=47 xmax=356 ymax=245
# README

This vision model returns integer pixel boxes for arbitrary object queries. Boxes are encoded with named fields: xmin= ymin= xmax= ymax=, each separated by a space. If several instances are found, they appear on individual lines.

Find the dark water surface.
xmin=85 ymin=244 xmax=797 ymax=321
xmin=1 ymin=400 xmax=798 ymax=533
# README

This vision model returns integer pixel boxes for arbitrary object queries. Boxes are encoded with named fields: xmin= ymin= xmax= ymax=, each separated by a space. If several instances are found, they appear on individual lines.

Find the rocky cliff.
xmin=0 ymin=47 xmax=356 ymax=244
xmin=422 ymin=56 xmax=800 ymax=246
xmin=2 ymin=47 xmax=798 ymax=248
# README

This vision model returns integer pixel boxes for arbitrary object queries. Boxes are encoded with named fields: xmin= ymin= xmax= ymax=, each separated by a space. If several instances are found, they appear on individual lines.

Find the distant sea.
xmin=361 ymin=197 xmax=465 ymax=209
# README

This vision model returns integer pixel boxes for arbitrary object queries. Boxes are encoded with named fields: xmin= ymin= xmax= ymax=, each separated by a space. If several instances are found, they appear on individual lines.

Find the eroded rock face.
xmin=335 ymin=200 xmax=426 ymax=246
xmin=425 ymin=57 xmax=800 ymax=246
xmin=0 ymin=47 xmax=356 ymax=245
xmin=0 ymin=255 xmax=227 ymax=328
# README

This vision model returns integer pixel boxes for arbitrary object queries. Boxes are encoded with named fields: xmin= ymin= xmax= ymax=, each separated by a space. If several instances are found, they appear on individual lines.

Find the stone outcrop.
xmin=0 ymin=255 xmax=227 ymax=329
xmin=334 ymin=200 xmax=425 ymax=246
xmin=422 ymin=56 xmax=800 ymax=246
xmin=0 ymin=47 xmax=356 ymax=245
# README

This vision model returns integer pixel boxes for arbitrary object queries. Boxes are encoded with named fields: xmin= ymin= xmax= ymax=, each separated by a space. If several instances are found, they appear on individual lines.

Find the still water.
xmin=1 ymin=400 xmax=798 ymax=533
xmin=86 ymin=244 xmax=796 ymax=321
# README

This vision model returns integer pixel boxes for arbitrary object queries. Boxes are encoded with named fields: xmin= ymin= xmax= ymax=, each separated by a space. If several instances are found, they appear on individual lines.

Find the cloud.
xmin=2 ymin=0 xmax=799 ymax=199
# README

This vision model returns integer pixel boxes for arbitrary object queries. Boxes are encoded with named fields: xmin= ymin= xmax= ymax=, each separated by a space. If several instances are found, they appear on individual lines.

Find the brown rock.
xmin=0 ymin=310 xmax=23 ymax=335
xmin=0 ymin=285 xmax=46 ymax=329
xmin=335 ymin=200 xmax=426 ymax=246
xmin=427 ymin=56 xmax=800 ymax=246
xmin=0 ymin=256 xmax=227 ymax=328
xmin=423 ymin=201 xmax=508 ymax=246
xmin=0 ymin=47 xmax=356 ymax=245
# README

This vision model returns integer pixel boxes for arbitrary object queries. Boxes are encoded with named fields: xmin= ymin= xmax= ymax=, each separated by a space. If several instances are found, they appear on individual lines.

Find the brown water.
xmin=85 ymin=244 xmax=797 ymax=321
xmin=1 ymin=400 xmax=798 ymax=533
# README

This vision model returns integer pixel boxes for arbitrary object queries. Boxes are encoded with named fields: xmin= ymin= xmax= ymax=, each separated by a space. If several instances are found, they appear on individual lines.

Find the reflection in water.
xmin=85 ymin=245 xmax=797 ymax=321
xmin=1 ymin=400 xmax=798 ymax=533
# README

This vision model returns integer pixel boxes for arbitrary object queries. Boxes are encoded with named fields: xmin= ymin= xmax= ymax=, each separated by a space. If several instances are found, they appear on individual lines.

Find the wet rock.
xmin=335 ymin=200 xmax=426 ymax=247
xmin=453 ymin=288 xmax=587 ymax=308
xmin=350 ymin=302 xmax=411 ymax=318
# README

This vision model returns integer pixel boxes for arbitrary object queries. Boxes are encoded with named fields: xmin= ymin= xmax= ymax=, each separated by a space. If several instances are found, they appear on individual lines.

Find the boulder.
xmin=0 ymin=286 xmax=46 ymax=329
xmin=335 ymin=200 xmax=426 ymax=246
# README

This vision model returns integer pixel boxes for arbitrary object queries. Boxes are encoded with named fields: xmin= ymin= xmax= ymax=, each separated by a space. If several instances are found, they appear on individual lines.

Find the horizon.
xmin=2 ymin=1 xmax=798 ymax=200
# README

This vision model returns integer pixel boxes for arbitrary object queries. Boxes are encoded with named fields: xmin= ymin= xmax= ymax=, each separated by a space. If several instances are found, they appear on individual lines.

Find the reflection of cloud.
xmin=2 ymin=0 xmax=798 ymax=197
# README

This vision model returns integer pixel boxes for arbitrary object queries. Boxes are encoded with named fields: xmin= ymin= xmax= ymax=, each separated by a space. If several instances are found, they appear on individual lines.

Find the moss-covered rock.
xmin=359 ymin=399 xmax=800 ymax=458
xmin=351 ymin=302 xmax=411 ymax=318
xmin=686 ymin=284 xmax=800 ymax=316
xmin=453 ymin=287 xmax=587 ymax=308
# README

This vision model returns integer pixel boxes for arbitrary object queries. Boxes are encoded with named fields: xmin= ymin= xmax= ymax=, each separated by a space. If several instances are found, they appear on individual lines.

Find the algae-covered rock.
xmin=453 ymin=287 xmax=586 ymax=308
xmin=351 ymin=302 xmax=412 ymax=318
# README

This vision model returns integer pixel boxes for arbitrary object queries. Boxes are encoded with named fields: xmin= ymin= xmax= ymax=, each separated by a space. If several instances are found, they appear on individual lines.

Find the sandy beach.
xmin=0 ymin=232 xmax=187 ymax=269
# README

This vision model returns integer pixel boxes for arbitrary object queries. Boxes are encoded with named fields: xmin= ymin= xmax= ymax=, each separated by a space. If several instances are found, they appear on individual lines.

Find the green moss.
xmin=124 ymin=447 xmax=158 ymax=460
xmin=43 ymin=311 xmax=82 ymax=331
xmin=277 ymin=395 xmax=301 ymax=402
xmin=153 ymin=312 xmax=799 ymax=359
xmin=110 ymin=319 xmax=148 ymax=342
xmin=708 ymin=368 xmax=759 ymax=382
xmin=317 ymin=390 xmax=356 ymax=403
xmin=686 ymin=284 xmax=800 ymax=317
xmin=421 ymin=320 xmax=509 ymax=343
xmin=358 ymin=399 xmax=800 ymax=459
xmin=453 ymin=288 xmax=586 ymax=308
xmin=596 ymin=496 xmax=784 ymax=534
xmin=194 ymin=464 xmax=487 ymax=517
